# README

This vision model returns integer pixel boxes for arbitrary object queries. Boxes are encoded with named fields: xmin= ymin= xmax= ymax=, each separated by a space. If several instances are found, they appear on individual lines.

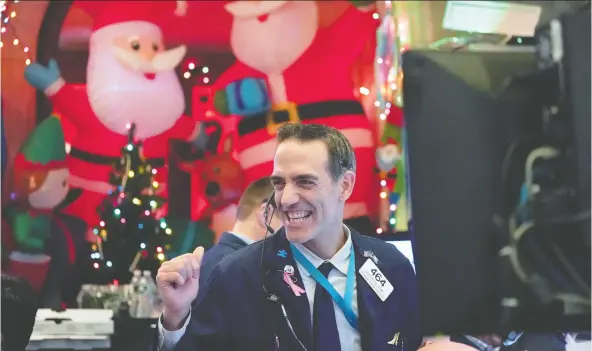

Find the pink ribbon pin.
xmin=283 ymin=272 xmax=305 ymax=296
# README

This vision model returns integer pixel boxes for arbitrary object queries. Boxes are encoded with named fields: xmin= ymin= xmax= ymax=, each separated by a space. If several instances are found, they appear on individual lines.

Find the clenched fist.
xmin=157 ymin=246 xmax=204 ymax=330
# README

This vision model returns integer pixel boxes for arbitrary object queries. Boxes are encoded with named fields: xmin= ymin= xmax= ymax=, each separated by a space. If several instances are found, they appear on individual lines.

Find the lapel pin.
xmin=283 ymin=270 xmax=305 ymax=296
xmin=363 ymin=250 xmax=379 ymax=264
xmin=277 ymin=249 xmax=287 ymax=258
xmin=283 ymin=265 xmax=294 ymax=275
xmin=387 ymin=332 xmax=400 ymax=345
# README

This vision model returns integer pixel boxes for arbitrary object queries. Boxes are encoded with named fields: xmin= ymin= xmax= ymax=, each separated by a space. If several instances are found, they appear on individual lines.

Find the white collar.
xmin=228 ymin=232 xmax=255 ymax=245
xmin=292 ymin=225 xmax=352 ymax=276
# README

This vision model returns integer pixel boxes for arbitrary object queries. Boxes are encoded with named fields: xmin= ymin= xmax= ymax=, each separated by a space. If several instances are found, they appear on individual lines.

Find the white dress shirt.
xmin=158 ymin=226 xmax=360 ymax=351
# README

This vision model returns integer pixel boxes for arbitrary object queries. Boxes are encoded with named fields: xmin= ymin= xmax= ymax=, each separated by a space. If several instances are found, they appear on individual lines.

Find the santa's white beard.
xmin=230 ymin=1 xmax=318 ymax=75
xmin=87 ymin=49 xmax=185 ymax=139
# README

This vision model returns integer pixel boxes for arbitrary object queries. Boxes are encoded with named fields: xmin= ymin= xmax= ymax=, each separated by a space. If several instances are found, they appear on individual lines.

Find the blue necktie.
xmin=313 ymin=262 xmax=340 ymax=351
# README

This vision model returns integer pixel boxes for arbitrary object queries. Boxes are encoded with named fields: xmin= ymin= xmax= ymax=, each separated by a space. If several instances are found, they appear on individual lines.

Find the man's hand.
xmin=156 ymin=246 xmax=204 ymax=330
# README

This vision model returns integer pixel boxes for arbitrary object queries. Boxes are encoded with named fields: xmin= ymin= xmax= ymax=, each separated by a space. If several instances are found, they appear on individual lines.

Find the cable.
xmin=259 ymin=191 xmax=276 ymax=295
xmin=549 ymin=241 xmax=591 ymax=296
xmin=258 ymin=191 xmax=309 ymax=351
xmin=523 ymin=147 xmax=560 ymax=200
xmin=505 ymin=218 xmax=591 ymax=308
xmin=505 ymin=145 xmax=590 ymax=310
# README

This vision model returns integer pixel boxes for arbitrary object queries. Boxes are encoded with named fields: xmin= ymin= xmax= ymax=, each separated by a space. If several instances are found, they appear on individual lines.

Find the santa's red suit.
xmin=43 ymin=3 xmax=198 ymax=229
xmin=214 ymin=2 xmax=378 ymax=227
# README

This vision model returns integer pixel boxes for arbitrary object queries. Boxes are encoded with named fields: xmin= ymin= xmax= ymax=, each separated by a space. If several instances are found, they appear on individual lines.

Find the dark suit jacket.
xmin=164 ymin=227 xmax=420 ymax=351
xmin=199 ymin=232 xmax=249 ymax=287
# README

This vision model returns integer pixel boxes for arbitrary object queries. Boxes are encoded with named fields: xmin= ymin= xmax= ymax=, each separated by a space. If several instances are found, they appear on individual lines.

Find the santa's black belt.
xmin=68 ymin=147 xmax=165 ymax=168
xmin=237 ymin=100 xmax=365 ymax=136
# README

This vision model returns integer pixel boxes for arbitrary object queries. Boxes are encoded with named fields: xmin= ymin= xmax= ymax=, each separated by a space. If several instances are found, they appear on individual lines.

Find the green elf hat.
xmin=349 ymin=0 xmax=376 ymax=10
xmin=13 ymin=115 xmax=67 ymax=172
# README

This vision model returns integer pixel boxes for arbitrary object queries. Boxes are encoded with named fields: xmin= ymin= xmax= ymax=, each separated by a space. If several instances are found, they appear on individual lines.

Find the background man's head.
xmin=270 ymin=123 xmax=356 ymax=244
xmin=235 ymin=177 xmax=281 ymax=239
xmin=1 ymin=274 xmax=38 ymax=351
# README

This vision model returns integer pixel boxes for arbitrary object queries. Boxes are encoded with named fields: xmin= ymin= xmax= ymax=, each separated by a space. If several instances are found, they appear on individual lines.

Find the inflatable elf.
xmin=4 ymin=116 xmax=72 ymax=292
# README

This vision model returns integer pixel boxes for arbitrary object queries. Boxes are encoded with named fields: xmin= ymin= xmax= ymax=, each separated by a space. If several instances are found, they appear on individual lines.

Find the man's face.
xmin=271 ymin=140 xmax=346 ymax=243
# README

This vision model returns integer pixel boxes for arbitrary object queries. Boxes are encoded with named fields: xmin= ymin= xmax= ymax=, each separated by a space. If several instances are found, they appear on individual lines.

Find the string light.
xmin=375 ymin=0 xmax=412 ymax=235
xmin=90 ymin=123 xmax=173 ymax=272
xmin=182 ymin=59 xmax=211 ymax=85
xmin=0 ymin=0 xmax=32 ymax=66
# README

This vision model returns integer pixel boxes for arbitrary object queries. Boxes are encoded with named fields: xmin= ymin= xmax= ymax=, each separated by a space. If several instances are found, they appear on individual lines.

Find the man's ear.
xmin=256 ymin=203 xmax=268 ymax=228
xmin=340 ymin=171 xmax=356 ymax=201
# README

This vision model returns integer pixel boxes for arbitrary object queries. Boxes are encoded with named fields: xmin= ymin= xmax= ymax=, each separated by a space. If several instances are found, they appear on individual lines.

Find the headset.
xmin=259 ymin=190 xmax=309 ymax=351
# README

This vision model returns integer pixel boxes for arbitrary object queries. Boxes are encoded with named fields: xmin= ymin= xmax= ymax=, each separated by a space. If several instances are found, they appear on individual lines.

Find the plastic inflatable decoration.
xmin=375 ymin=8 xmax=397 ymax=110
xmin=378 ymin=105 xmax=408 ymax=232
xmin=213 ymin=0 xmax=379 ymax=226
xmin=176 ymin=120 xmax=245 ymax=220
xmin=23 ymin=1 xmax=200 ymax=231
xmin=3 ymin=115 xmax=84 ymax=300
xmin=1 ymin=98 xmax=6 ymax=180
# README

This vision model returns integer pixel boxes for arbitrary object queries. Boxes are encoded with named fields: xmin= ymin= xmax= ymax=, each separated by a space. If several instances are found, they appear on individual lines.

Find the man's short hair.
xmin=1 ymin=274 xmax=38 ymax=351
xmin=236 ymin=177 xmax=275 ymax=221
xmin=276 ymin=123 xmax=356 ymax=180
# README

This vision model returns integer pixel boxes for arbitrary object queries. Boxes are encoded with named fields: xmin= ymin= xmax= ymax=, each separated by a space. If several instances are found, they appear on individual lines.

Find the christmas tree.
xmin=90 ymin=123 xmax=172 ymax=283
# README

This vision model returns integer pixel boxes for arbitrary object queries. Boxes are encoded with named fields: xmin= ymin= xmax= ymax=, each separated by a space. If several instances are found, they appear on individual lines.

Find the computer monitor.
xmin=382 ymin=232 xmax=415 ymax=273
xmin=403 ymin=43 xmax=590 ymax=335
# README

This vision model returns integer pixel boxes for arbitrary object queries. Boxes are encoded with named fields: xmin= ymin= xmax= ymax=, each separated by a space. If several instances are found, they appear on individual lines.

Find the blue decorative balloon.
xmin=375 ymin=15 xmax=397 ymax=112
xmin=225 ymin=78 xmax=270 ymax=117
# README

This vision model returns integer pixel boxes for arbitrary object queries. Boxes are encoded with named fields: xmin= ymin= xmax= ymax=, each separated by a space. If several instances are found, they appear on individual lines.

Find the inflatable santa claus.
xmin=213 ymin=0 xmax=379 ymax=233
xmin=24 ymin=1 xmax=200 ymax=230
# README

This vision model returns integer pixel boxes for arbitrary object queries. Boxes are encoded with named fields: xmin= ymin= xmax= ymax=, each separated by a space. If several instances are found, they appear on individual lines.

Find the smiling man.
xmin=155 ymin=123 xmax=420 ymax=351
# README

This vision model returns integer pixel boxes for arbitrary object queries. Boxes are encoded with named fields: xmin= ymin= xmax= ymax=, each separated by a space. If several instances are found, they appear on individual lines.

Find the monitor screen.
xmin=387 ymin=240 xmax=415 ymax=273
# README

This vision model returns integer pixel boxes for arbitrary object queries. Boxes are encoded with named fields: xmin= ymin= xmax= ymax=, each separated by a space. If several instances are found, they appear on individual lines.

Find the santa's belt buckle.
xmin=266 ymin=102 xmax=300 ymax=135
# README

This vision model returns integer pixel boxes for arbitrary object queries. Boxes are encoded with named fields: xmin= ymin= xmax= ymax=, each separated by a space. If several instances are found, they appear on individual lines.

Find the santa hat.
xmin=90 ymin=1 xmax=188 ymax=44
xmin=13 ymin=115 xmax=67 ymax=173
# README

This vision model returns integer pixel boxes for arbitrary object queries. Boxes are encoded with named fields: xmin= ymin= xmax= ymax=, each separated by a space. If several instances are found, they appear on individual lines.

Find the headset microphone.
xmin=259 ymin=190 xmax=308 ymax=351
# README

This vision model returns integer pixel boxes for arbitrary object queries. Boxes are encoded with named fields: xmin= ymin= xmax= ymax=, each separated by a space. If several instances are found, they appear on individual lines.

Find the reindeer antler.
xmin=175 ymin=0 xmax=188 ymax=16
